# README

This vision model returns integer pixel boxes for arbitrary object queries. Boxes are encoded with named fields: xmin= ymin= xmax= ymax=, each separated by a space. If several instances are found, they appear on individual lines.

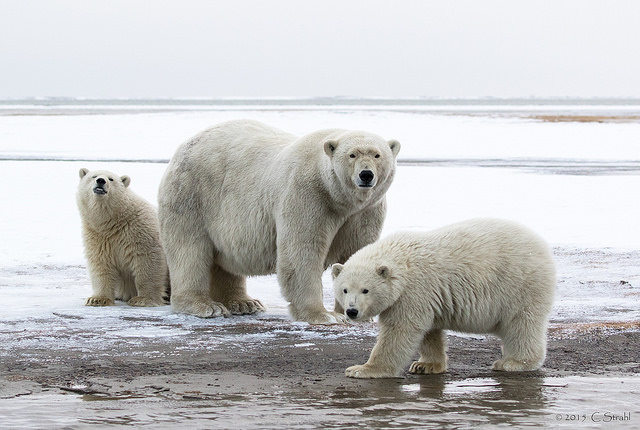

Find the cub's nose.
xmin=346 ymin=308 xmax=359 ymax=319
xmin=359 ymin=170 xmax=374 ymax=184
xmin=96 ymin=178 xmax=106 ymax=186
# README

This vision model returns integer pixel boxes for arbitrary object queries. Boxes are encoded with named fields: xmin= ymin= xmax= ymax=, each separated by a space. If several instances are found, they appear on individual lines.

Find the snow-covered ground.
xmin=0 ymin=101 xmax=639 ymax=332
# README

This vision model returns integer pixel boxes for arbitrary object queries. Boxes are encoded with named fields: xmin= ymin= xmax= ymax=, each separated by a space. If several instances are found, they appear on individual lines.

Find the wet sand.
xmin=2 ymin=318 xmax=640 ymax=396
xmin=1 ymin=315 xmax=640 ymax=428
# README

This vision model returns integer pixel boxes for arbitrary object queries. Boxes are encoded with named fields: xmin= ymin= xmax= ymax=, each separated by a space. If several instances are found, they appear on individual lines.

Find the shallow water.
xmin=1 ymin=375 xmax=638 ymax=429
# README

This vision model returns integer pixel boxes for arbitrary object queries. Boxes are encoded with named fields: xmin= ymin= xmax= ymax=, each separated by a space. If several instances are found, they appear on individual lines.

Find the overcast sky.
xmin=1 ymin=0 xmax=639 ymax=99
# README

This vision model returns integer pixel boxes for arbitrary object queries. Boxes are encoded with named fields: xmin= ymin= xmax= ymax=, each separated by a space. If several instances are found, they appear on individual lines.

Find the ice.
xmin=0 ymin=100 xmax=639 ymax=334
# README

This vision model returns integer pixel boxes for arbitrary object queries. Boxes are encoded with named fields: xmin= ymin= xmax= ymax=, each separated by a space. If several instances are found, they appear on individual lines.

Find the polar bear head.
xmin=77 ymin=168 xmax=132 ymax=217
xmin=331 ymin=262 xmax=403 ymax=321
xmin=78 ymin=168 xmax=131 ymax=197
xmin=323 ymin=132 xmax=400 ymax=198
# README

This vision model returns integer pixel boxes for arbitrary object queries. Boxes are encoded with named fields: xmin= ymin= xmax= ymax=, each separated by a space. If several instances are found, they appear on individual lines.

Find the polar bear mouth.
xmin=93 ymin=186 xmax=107 ymax=195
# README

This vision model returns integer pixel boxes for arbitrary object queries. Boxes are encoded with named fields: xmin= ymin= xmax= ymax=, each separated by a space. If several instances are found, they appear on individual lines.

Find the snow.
xmin=0 ymin=101 xmax=639 ymax=337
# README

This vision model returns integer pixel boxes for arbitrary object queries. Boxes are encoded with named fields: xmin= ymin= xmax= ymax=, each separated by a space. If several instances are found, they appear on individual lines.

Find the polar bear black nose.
xmin=346 ymin=308 xmax=359 ymax=319
xmin=359 ymin=170 xmax=374 ymax=184
xmin=96 ymin=178 xmax=106 ymax=186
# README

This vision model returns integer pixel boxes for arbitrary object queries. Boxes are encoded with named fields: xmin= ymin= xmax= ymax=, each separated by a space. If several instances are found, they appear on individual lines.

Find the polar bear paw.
xmin=409 ymin=361 xmax=447 ymax=374
xmin=226 ymin=298 xmax=266 ymax=315
xmin=127 ymin=296 xmax=165 ymax=307
xmin=172 ymin=298 xmax=231 ymax=318
xmin=492 ymin=357 xmax=538 ymax=371
xmin=85 ymin=296 xmax=115 ymax=306
xmin=345 ymin=364 xmax=398 ymax=379
xmin=305 ymin=311 xmax=349 ymax=325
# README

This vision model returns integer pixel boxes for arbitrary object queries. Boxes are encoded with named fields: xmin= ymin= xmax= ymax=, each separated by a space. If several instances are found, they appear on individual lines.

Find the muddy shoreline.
xmin=2 ymin=317 xmax=639 ymax=400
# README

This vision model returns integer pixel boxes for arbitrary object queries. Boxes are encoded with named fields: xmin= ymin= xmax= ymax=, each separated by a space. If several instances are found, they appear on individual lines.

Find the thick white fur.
xmin=158 ymin=119 xmax=400 ymax=323
xmin=332 ymin=218 xmax=556 ymax=378
xmin=77 ymin=168 xmax=168 ymax=307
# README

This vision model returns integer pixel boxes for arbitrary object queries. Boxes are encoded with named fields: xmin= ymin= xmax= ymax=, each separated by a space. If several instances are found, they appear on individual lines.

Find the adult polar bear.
xmin=158 ymin=119 xmax=400 ymax=324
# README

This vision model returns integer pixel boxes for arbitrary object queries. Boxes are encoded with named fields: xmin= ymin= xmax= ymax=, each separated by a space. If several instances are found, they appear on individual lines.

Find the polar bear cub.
xmin=77 ymin=168 xmax=168 ymax=307
xmin=332 ymin=218 xmax=556 ymax=378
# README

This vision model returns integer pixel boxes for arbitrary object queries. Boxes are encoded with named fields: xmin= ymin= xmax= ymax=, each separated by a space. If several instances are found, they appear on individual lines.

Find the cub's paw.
xmin=127 ymin=296 xmax=165 ymax=307
xmin=172 ymin=299 xmax=230 ymax=318
xmin=493 ymin=358 xmax=539 ymax=372
xmin=409 ymin=361 xmax=447 ymax=374
xmin=85 ymin=296 xmax=115 ymax=307
xmin=227 ymin=298 xmax=266 ymax=315
xmin=345 ymin=364 xmax=399 ymax=379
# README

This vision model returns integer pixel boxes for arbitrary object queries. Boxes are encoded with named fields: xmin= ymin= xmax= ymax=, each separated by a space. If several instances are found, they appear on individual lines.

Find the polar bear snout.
xmin=93 ymin=177 xmax=108 ymax=195
xmin=357 ymin=170 xmax=375 ymax=188
xmin=346 ymin=308 xmax=359 ymax=319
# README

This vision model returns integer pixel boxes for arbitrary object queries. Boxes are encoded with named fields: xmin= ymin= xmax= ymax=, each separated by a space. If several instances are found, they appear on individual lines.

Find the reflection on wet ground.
xmin=2 ymin=375 xmax=638 ymax=429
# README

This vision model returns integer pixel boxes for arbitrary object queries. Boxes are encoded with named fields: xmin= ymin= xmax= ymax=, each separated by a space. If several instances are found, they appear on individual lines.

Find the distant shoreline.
xmin=2 ymin=97 xmax=640 ymax=120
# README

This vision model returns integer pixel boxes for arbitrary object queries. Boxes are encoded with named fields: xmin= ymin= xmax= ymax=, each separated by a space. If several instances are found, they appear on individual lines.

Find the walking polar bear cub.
xmin=77 ymin=168 xmax=168 ymax=307
xmin=332 ymin=218 xmax=556 ymax=378
xmin=158 ymin=119 xmax=400 ymax=324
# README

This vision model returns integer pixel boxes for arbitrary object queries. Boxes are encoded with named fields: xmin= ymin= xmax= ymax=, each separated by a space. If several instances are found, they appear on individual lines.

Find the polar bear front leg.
xmin=85 ymin=265 xmax=116 ymax=306
xmin=281 ymin=260 xmax=347 ymax=324
xmin=276 ymin=215 xmax=348 ymax=325
xmin=409 ymin=329 xmax=448 ymax=374
xmin=277 ymin=250 xmax=347 ymax=325
xmin=346 ymin=324 xmax=423 ymax=378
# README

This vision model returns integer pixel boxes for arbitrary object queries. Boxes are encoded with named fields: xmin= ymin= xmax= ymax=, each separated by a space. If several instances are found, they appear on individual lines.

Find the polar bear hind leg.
xmin=164 ymin=225 xmax=230 ymax=318
xmin=493 ymin=315 xmax=547 ymax=371
xmin=209 ymin=263 xmax=265 ymax=315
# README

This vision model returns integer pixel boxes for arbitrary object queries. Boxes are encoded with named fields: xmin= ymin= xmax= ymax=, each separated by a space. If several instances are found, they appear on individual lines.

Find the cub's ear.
xmin=324 ymin=140 xmax=338 ymax=157
xmin=79 ymin=168 xmax=89 ymax=179
xmin=388 ymin=139 xmax=401 ymax=157
xmin=121 ymin=175 xmax=131 ymax=188
xmin=331 ymin=263 xmax=344 ymax=279
xmin=376 ymin=265 xmax=392 ymax=279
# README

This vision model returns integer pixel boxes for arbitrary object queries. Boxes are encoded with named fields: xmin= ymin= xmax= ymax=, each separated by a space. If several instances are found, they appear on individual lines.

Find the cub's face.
xmin=323 ymin=133 xmax=400 ymax=197
xmin=332 ymin=263 xmax=396 ymax=321
xmin=77 ymin=168 xmax=131 ymax=201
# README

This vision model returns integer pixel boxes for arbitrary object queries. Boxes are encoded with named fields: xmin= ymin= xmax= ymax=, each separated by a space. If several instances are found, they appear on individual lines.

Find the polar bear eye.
xmin=362 ymin=289 xmax=369 ymax=294
xmin=349 ymin=154 xmax=356 ymax=158
xmin=343 ymin=288 xmax=347 ymax=294
xmin=375 ymin=154 xmax=380 ymax=158
xmin=108 ymin=177 xmax=114 ymax=181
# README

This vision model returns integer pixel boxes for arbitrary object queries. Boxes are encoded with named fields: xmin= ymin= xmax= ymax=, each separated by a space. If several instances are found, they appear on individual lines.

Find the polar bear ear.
xmin=388 ymin=140 xmax=401 ymax=157
xmin=121 ymin=175 xmax=131 ymax=188
xmin=79 ymin=168 xmax=89 ymax=179
xmin=331 ymin=263 xmax=344 ymax=279
xmin=376 ymin=265 xmax=392 ymax=279
xmin=324 ymin=140 xmax=338 ymax=158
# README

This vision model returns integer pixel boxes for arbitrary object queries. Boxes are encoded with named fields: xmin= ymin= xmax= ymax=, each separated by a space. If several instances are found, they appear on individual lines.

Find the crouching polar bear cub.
xmin=77 ymin=168 xmax=168 ymax=307
xmin=158 ymin=119 xmax=400 ymax=324
xmin=332 ymin=218 xmax=556 ymax=378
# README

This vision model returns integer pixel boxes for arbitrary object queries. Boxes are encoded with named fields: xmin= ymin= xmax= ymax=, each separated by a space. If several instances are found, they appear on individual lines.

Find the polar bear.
xmin=332 ymin=218 xmax=556 ymax=378
xmin=77 ymin=168 xmax=168 ymax=307
xmin=158 ymin=119 xmax=400 ymax=324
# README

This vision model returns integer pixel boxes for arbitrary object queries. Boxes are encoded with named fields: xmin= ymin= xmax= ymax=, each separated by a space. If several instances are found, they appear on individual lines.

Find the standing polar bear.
xmin=158 ymin=119 xmax=400 ymax=324
xmin=332 ymin=218 xmax=556 ymax=378
xmin=76 ymin=168 xmax=168 ymax=307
